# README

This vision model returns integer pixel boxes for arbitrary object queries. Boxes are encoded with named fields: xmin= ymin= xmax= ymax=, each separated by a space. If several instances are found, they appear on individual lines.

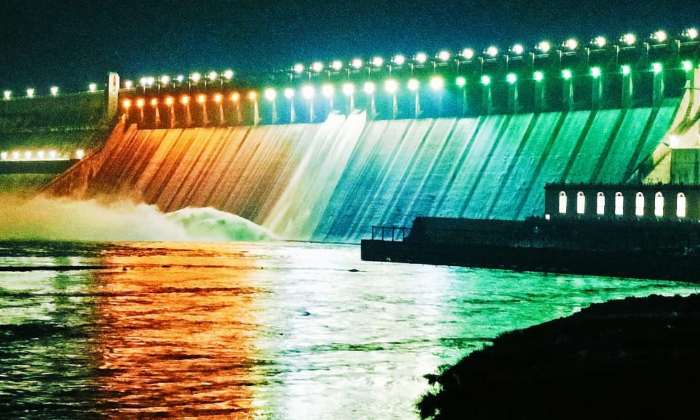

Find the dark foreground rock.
xmin=418 ymin=294 xmax=700 ymax=419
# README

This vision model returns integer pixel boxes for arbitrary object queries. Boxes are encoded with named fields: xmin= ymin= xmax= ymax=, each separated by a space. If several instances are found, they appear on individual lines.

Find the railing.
xmin=371 ymin=226 xmax=410 ymax=241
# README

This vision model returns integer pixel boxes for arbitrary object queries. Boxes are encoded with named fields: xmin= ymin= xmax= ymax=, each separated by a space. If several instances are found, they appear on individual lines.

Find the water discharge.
xmin=0 ymin=194 xmax=275 ymax=242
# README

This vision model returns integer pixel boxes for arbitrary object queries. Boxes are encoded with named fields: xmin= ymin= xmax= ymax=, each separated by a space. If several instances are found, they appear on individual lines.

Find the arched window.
xmin=654 ymin=192 xmax=664 ymax=217
xmin=615 ymin=192 xmax=624 ymax=215
xmin=596 ymin=192 xmax=605 ymax=215
xmin=677 ymin=193 xmax=686 ymax=218
xmin=576 ymin=192 xmax=585 ymax=214
xmin=635 ymin=192 xmax=644 ymax=216
xmin=558 ymin=191 xmax=567 ymax=214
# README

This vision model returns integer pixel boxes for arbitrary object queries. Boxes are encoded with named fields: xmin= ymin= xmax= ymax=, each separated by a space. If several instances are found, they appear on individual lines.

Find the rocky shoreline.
xmin=418 ymin=293 xmax=700 ymax=419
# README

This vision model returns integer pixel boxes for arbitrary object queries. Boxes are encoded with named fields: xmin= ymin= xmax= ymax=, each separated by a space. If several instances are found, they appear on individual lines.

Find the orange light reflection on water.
xmin=93 ymin=242 xmax=262 ymax=419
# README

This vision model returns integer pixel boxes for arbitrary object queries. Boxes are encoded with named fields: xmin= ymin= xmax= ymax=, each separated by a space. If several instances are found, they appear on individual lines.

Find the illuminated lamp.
xmin=26 ymin=88 xmax=35 ymax=98
xmin=0 ymin=152 xmax=6 ymax=160
xmin=682 ymin=61 xmax=694 ymax=72
xmin=455 ymin=76 xmax=466 ymax=87
xmin=564 ymin=38 xmax=578 ymax=50
xmin=384 ymin=79 xmax=398 ymax=94
xmin=3 ymin=91 xmax=10 ymax=100
xmin=372 ymin=56 xmax=384 ymax=67
xmin=363 ymin=82 xmax=376 ymax=94
xmin=89 ymin=83 xmax=97 ymax=93
xmin=331 ymin=60 xmax=343 ymax=71
xmin=160 ymin=75 xmax=170 ymax=85
xmin=223 ymin=70 xmax=234 ymax=80
xmin=437 ymin=50 xmax=451 ymax=61
xmin=621 ymin=33 xmax=636 ymax=46
xmin=486 ymin=46 xmax=499 ymax=57
xmin=248 ymin=91 xmax=257 ymax=100
xmin=322 ymin=84 xmax=334 ymax=98
xmin=415 ymin=52 xmax=428 ymax=64
xmin=181 ymin=96 xmax=190 ymax=104
xmin=591 ymin=67 xmax=602 ymax=78
xmin=208 ymin=71 xmax=217 ymax=82
xmin=24 ymin=151 xmax=32 ymax=160
xmin=150 ymin=98 xmax=158 ymax=106
xmin=506 ymin=73 xmax=517 ymax=84
xmin=136 ymin=98 xmax=145 ymax=107
xmin=342 ymin=83 xmax=355 ymax=96
xmin=284 ymin=88 xmax=294 ymax=99
xmin=197 ymin=94 xmax=206 ymax=104
xmin=176 ymin=75 xmax=185 ymax=83
xmin=124 ymin=80 xmax=133 ymax=89
xmin=312 ymin=62 xmax=324 ymax=72
xmin=12 ymin=151 xmax=20 ymax=160
xmin=191 ymin=72 xmax=202 ymax=83
xmin=562 ymin=69 xmax=573 ymax=80
xmin=231 ymin=92 xmax=240 ymax=102
xmin=461 ymin=48 xmax=475 ymax=60
xmin=139 ymin=77 xmax=148 ymax=87
xmin=429 ymin=76 xmax=445 ymax=90
xmin=50 ymin=86 xmax=59 ymax=96
xmin=407 ymin=79 xmax=419 ymax=91
xmin=621 ymin=65 xmax=631 ymax=75
xmin=37 ymin=151 xmax=44 ymax=159
xmin=351 ymin=58 xmax=363 ymax=69
xmin=213 ymin=93 xmax=223 ymax=103
xmin=76 ymin=149 xmax=85 ymax=159
xmin=592 ymin=36 xmax=607 ymax=48
xmin=685 ymin=27 xmax=699 ymax=40
xmin=48 ymin=150 xmax=57 ymax=159
xmin=165 ymin=97 xmax=174 ymax=106
xmin=264 ymin=88 xmax=277 ymax=101
xmin=537 ymin=41 xmax=551 ymax=53
xmin=534 ymin=71 xmax=544 ymax=82
xmin=392 ymin=55 xmax=406 ymax=66
xmin=652 ymin=30 xmax=668 ymax=43
xmin=652 ymin=62 xmax=663 ymax=73
xmin=511 ymin=44 xmax=524 ymax=55
xmin=480 ymin=75 xmax=491 ymax=86
xmin=293 ymin=63 xmax=305 ymax=74
xmin=302 ymin=85 xmax=314 ymax=99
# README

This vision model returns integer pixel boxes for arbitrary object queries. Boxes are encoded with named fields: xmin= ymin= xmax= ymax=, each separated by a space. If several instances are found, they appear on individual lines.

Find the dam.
xmin=3 ymin=31 xmax=700 ymax=243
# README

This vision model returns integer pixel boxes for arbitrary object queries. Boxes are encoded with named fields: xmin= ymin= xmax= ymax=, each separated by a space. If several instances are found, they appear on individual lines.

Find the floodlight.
xmin=407 ymin=79 xmax=419 ymax=91
xmin=511 ymin=44 xmax=524 ymax=55
xmin=124 ymin=80 xmax=133 ymax=89
xmin=136 ymin=98 xmax=145 ymax=107
xmin=415 ymin=53 xmax=427 ymax=64
xmin=456 ymin=76 xmax=466 ymax=87
xmin=393 ymin=55 xmax=406 ymax=65
xmin=592 ymin=36 xmax=607 ymax=48
xmin=685 ymin=27 xmax=698 ymax=40
xmin=213 ymin=94 xmax=222 ymax=103
xmin=331 ymin=60 xmax=343 ymax=71
xmin=50 ymin=86 xmax=59 ymax=96
xmin=461 ymin=48 xmax=475 ymax=60
xmin=534 ymin=71 xmax=544 ymax=82
xmin=3 ymin=91 xmax=10 ymax=100
xmin=384 ymin=79 xmax=398 ymax=94
xmin=150 ymin=98 xmax=158 ymax=106
xmin=284 ymin=88 xmax=295 ymax=99
xmin=264 ymin=88 xmax=277 ymax=101
xmin=231 ymin=92 xmax=240 ymax=101
xmin=181 ymin=96 xmax=190 ymax=104
xmin=621 ymin=65 xmax=631 ymax=75
xmin=363 ymin=82 xmax=376 ymax=94
xmin=302 ymin=85 xmax=314 ymax=99
xmin=682 ymin=61 xmax=694 ymax=72
xmin=293 ymin=64 xmax=305 ymax=74
xmin=208 ymin=71 xmax=217 ymax=82
xmin=480 ymin=75 xmax=491 ymax=85
xmin=197 ymin=94 xmax=206 ymax=104
xmin=652 ymin=62 xmax=663 ymax=73
xmin=123 ymin=99 xmax=132 ymax=108
xmin=223 ymin=70 xmax=234 ymax=80
xmin=248 ymin=91 xmax=257 ymax=100
xmin=486 ymin=46 xmax=498 ymax=57
xmin=76 ymin=149 xmax=85 ymax=159
xmin=652 ymin=30 xmax=668 ymax=43
xmin=351 ymin=58 xmax=363 ymax=69
xmin=506 ymin=73 xmax=517 ymax=84
xmin=372 ymin=56 xmax=384 ymax=67
xmin=165 ymin=97 xmax=174 ymax=106
xmin=342 ymin=83 xmax=355 ymax=96
xmin=312 ymin=62 xmax=324 ymax=72
xmin=160 ymin=75 xmax=170 ymax=85
xmin=562 ymin=69 xmax=572 ymax=80
xmin=621 ymin=33 xmax=636 ymax=46
xmin=591 ymin=67 xmax=601 ymax=78
xmin=322 ymin=84 xmax=334 ymax=98
xmin=191 ymin=72 xmax=202 ymax=83
xmin=537 ymin=41 xmax=551 ymax=53
xmin=437 ymin=50 xmax=451 ymax=61
xmin=564 ymin=38 xmax=578 ymax=50
xmin=26 ymin=88 xmax=35 ymax=98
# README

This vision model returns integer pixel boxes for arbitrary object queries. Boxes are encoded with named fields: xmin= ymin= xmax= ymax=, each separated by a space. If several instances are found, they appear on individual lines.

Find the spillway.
xmin=46 ymin=102 xmax=681 ymax=243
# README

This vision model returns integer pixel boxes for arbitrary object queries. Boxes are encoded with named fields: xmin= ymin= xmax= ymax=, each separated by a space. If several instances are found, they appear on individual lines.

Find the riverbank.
xmin=418 ymin=293 xmax=700 ymax=419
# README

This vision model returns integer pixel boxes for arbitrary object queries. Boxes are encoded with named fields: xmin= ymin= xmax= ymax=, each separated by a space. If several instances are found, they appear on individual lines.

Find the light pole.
xmin=364 ymin=82 xmax=376 ymax=118
xmin=384 ymin=79 xmax=399 ymax=119
xmin=284 ymin=88 xmax=295 ymax=123
xmin=302 ymin=85 xmax=315 ymax=122
xmin=408 ymin=78 xmax=420 ymax=118
xmin=265 ymin=88 xmax=278 ymax=124
xmin=342 ymin=83 xmax=355 ymax=115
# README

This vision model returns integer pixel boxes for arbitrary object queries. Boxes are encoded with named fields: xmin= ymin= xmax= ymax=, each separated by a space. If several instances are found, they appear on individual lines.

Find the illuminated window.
xmin=596 ymin=192 xmax=605 ymax=215
xmin=677 ymin=193 xmax=686 ymax=218
xmin=635 ymin=192 xmax=644 ymax=216
xmin=558 ymin=191 xmax=567 ymax=214
xmin=615 ymin=192 xmax=624 ymax=215
xmin=576 ymin=192 xmax=585 ymax=214
xmin=654 ymin=192 xmax=664 ymax=217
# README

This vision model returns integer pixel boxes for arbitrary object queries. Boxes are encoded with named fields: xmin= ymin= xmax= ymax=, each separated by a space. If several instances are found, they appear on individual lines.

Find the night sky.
xmin=0 ymin=0 xmax=697 ymax=92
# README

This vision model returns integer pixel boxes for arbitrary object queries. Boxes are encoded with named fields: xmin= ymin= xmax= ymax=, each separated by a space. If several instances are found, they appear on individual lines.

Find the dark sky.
xmin=0 ymin=0 xmax=697 ymax=92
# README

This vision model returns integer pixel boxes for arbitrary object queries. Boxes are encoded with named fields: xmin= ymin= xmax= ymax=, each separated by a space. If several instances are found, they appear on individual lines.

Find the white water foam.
xmin=0 ymin=195 xmax=276 ymax=242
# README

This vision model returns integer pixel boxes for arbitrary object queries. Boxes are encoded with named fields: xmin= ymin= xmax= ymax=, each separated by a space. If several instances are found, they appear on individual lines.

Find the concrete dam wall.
xmin=46 ymin=102 xmax=680 ymax=243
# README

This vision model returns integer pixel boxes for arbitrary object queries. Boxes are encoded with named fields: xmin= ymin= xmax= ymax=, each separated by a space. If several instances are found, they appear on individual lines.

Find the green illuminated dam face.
xmin=46 ymin=102 xmax=680 ymax=242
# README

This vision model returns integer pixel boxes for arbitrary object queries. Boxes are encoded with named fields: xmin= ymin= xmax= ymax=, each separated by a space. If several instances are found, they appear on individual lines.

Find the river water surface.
xmin=0 ymin=241 xmax=697 ymax=419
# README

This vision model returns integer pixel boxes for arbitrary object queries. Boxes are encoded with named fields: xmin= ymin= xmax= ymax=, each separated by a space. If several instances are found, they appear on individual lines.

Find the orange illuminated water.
xmin=0 ymin=241 xmax=697 ymax=419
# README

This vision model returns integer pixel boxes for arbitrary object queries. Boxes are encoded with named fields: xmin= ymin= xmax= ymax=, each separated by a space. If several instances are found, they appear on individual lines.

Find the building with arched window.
xmin=545 ymin=184 xmax=700 ymax=221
